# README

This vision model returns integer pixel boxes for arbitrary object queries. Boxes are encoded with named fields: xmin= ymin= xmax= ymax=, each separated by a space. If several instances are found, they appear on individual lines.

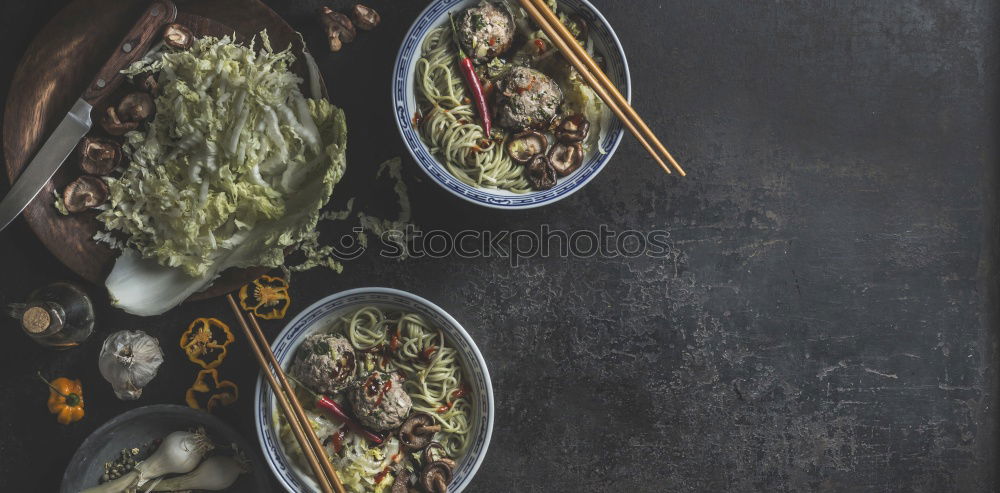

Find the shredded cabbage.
xmin=102 ymin=33 xmax=347 ymax=316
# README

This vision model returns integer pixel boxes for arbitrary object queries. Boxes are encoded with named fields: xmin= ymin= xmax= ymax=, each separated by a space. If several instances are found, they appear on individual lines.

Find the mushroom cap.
xmin=78 ymin=137 xmax=122 ymax=176
xmin=526 ymin=154 xmax=557 ymax=190
xmin=420 ymin=461 xmax=453 ymax=493
xmin=63 ymin=175 xmax=109 ymax=213
xmin=319 ymin=7 xmax=356 ymax=43
xmin=391 ymin=469 xmax=411 ymax=493
xmin=422 ymin=442 xmax=447 ymax=465
xmin=100 ymin=107 xmax=139 ymax=136
xmin=399 ymin=412 xmax=438 ymax=450
xmin=505 ymin=131 xmax=548 ymax=165
xmin=352 ymin=4 xmax=381 ymax=31
xmin=554 ymin=114 xmax=590 ymax=144
xmin=547 ymin=142 xmax=584 ymax=177
xmin=163 ymin=23 xmax=194 ymax=49
xmin=117 ymin=92 xmax=156 ymax=122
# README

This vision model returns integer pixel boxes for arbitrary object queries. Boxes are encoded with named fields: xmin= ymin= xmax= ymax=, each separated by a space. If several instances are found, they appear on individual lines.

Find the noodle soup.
xmin=259 ymin=289 xmax=491 ymax=493
xmin=414 ymin=0 xmax=612 ymax=193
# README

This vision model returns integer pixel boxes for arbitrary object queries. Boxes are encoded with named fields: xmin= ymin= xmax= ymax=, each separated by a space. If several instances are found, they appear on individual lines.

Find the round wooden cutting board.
xmin=2 ymin=0 xmax=322 ymax=302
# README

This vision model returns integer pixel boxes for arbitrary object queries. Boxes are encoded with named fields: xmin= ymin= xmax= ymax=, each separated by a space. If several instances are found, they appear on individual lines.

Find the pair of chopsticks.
xmin=517 ymin=0 xmax=685 ymax=176
xmin=225 ymin=294 xmax=347 ymax=493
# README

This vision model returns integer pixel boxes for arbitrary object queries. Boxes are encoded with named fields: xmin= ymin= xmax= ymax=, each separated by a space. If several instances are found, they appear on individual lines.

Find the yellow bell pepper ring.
xmin=185 ymin=368 xmax=239 ymax=413
xmin=239 ymin=275 xmax=291 ymax=320
xmin=179 ymin=317 xmax=235 ymax=369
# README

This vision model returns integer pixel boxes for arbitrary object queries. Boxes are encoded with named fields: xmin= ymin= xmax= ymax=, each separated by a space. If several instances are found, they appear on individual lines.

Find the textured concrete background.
xmin=1 ymin=0 xmax=997 ymax=491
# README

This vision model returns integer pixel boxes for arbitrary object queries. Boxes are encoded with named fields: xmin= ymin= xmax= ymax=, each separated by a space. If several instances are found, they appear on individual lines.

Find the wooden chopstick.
xmin=225 ymin=294 xmax=346 ymax=493
xmin=518 ymin=0 xmax=686 ymax=176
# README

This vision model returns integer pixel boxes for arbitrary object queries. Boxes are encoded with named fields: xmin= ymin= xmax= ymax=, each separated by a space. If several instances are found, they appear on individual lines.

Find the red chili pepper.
xmin=450 ymin=13 xmax=492 ymax=136
xmin=288 ymin=375 xmax=384 ymax=444
xmin=315 ymin=396 xmax=385 ymax=444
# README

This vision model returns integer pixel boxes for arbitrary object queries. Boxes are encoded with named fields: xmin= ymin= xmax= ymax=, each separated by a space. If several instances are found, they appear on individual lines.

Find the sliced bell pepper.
xmin=179 ymin=317 xmax=235 ymax=369
xmin=239 ymin=275 xmax=291 ymax=320
xmin=185 ymin=368 xmax=239 ymax=413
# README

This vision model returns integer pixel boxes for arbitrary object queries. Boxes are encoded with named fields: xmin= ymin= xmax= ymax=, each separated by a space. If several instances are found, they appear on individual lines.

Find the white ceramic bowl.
xmin=393 ymin=0 xmax=631 ymax=209
xmin=254 ymin=287 xmax=495 ymax=492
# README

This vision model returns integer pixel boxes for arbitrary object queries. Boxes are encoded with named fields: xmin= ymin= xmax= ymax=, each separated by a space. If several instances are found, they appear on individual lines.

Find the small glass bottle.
xmin=7 ymin=282 xmax=94 ymax=349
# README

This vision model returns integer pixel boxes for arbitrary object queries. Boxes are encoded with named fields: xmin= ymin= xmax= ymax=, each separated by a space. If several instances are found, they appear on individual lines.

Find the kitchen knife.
xmin=0 ymin=0 xmax=177 ymax=232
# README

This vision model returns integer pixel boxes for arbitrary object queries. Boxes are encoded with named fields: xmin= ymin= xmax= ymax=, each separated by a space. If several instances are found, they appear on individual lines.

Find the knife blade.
xmin=0 ymin=99 xmax=92 ymax=231
xmin=0 ymin=0 xmax=177 ymax=233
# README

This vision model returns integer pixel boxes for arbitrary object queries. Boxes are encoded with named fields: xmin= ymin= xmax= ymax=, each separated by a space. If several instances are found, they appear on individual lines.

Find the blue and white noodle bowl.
xmin=393 ymin=0 xmax=631 ymax=209
xmin=255 ymin=288 xmax=494 ymax=492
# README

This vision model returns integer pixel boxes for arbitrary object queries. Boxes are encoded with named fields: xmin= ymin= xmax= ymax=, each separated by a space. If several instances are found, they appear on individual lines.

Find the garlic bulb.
xmin=99 ymin=330 xmax=164 ymax=400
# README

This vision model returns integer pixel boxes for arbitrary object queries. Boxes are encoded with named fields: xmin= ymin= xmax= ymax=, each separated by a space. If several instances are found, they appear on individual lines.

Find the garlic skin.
xmin=99 ymin=330 xmax=164 ymax=400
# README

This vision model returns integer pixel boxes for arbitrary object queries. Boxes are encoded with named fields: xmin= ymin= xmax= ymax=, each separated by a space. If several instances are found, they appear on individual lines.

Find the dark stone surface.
xmin=0 ymin=0 xmax=997 ymax=491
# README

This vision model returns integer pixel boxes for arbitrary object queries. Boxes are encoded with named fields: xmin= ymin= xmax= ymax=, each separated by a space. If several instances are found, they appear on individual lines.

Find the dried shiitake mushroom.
xmin=99 ymin=106 xmax=139 ymax=136
xmin=352 ymin=4 xmax=381 ymax=31
xmin=391 ymin=469 xmax=411 ymax=493
xmin=117 ymin=92 xmax=155 ymax=122
xmin=526 ymin=154 xmax=557 ymax=190
xmin=63 ymin=175 xmax=109 ymax=213
xmin=419 ymin=461 xmax=453 ymax=493
xmin=163 ymin=23 xmax=193 ymax=49
xmin=399 ymin=413 xmax=441 ymax=450
xmin=505 ymin=131 xmax=547 ymax=164
xmin=547 ymin=141 xmax=584 ymax=177
xmin=421 ymin=442 xmax=457 ymax=472
xmin=78 ymin=137 xmax=123 ymax=176
xmin=554 ymin=114 xmax=590 ymax=143
xmin=319 ymin=7 xmax=356 ymax=52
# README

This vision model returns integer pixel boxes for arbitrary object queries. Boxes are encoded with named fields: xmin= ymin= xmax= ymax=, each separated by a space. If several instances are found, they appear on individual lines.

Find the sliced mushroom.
xmin=421 ymin=442 xmax=457 ymax=471
xmin=419 ymin=461 xmax=453 ymax=493
xmin=352 ymin=4 xmax=380 ymax=30
xmin=163 ymin=23 xmax=194 ymax=49
xmin=505 ymin=131 xmax=547 ymax=165
xmin=526 ymin=154 xmax=557 ymax=190
xmin=554 ymin=114 xmax=590 ymax=143
xmin=319 ymin=7 xmax=356 ymax=53
xmin=326 ymin=30 xmax=344 ymax=52
xmin=99 ymin=106 xmax=139 ymax=136
xmin=422 ymin=442 xmax=447 ymax=466
xmin=78 ymin=137 xmax=123 ymax=176
xmin=547 ymin=142 xmax=584 ymax=177
xmin=399 ymin=413 xmax=441 ymax=450
xmin=63 ymin=175 xmax=109 ymax=213
xmin=117 ymin=92 xmax=155 ymax=122
xmin=391 ymin=469 xmax=411 ymax=493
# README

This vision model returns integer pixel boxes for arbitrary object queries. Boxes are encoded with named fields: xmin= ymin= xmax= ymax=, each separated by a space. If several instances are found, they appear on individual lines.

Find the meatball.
xmin=456 ymin=2 xmax=515 ymax=63
xmin=290 ymin=334 xmax=357 ymax=395
xmin=349 ymin=371 xmax=412 ymax=431
xmin=495 ymin=66 xmax=564 ymax=130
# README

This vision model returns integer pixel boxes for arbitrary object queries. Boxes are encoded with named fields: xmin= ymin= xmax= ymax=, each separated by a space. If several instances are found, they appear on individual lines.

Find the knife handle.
xmin=81 ymin=0 xmax=178 ymax=106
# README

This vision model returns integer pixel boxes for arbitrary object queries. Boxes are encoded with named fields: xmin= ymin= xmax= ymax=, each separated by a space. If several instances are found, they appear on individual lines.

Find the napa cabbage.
xmin=102 ymin=33 xmax=347 ymax=316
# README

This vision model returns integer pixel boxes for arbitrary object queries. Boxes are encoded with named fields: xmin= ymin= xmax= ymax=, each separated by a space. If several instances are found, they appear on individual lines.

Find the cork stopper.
xmin=22 ymin=307 xmax=51 ymax=334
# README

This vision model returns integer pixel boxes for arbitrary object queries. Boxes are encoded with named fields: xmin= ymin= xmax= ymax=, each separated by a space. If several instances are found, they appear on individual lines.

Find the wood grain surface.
xmin=2 ymin=0 xmax=322 ymax=302
xmin=80 ymin=0 xmax=177 ymax=105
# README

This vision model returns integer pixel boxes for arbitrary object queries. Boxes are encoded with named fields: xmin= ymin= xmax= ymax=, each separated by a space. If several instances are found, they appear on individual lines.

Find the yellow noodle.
xmin=415 ymin=26 xmax=532 ymax=193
